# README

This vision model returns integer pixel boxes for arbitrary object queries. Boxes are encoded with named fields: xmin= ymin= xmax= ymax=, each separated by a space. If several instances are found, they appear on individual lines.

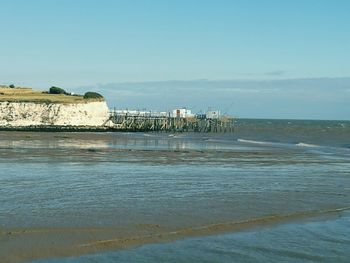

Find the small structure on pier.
xmin=106 ymin=108 xmax=234 ymax=133
xmin=172 ymin=108 xmax=194 ymax=118
xmin=206 ymin=110 xmax=220 ymax=119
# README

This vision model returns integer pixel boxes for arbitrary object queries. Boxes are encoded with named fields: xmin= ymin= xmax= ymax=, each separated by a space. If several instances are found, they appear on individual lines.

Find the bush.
xmin=83 ymin=92 xmax=104 ymax=99
xmin=49 ymin=86 xmax=67 ymax=94
xmin=9 ymin=84 xmax=15 ymax=88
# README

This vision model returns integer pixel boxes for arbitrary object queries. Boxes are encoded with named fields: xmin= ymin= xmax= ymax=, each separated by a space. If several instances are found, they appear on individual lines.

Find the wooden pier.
xmin=106 ymin=112 xmax=234 ymax=133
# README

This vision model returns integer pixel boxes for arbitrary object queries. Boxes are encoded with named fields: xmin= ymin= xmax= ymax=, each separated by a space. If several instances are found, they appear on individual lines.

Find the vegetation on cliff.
xmin=83 ymin=92 xmax=104 ymax=99
xmin=0 ymin=85 xmax=104 ymax=104
xmin=49 ymin=86 xmax=67 ymax=95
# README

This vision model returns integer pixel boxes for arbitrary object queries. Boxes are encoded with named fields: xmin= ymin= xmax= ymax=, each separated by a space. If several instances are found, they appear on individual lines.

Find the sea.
xmin=0 ymin=119 xmax=349 ymax=263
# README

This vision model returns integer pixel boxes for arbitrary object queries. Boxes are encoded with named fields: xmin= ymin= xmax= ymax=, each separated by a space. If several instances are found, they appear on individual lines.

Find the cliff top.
xmin=0 ymin=86 xmax=104 ymax=104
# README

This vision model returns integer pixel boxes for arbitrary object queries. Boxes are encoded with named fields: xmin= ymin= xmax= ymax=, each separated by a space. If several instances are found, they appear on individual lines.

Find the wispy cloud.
xmin=264 ymin=70 xmax=285 ymax=76
xmin=214 ymin=87 xmax=281 ymax=93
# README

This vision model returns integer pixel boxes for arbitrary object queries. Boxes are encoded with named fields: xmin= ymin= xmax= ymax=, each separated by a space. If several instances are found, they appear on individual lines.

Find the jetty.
xmin=106 ymin=109 xmax=235 ymax=133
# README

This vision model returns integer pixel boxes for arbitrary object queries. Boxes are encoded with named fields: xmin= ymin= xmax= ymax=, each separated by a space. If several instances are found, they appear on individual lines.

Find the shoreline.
xmin=0 ymin=126 xmax=111 ymax=132
xmin=1 ymin=207 xmax=349 ymax=263
xmin=0 ymin=126 xmax=197 ymax=133
xmin=0 ymin=126 xmax=163 ymax=133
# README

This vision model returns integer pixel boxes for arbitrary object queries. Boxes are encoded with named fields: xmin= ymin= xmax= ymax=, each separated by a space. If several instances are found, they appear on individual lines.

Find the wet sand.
xmin=1 ymin=207 xmax=349 ymax=263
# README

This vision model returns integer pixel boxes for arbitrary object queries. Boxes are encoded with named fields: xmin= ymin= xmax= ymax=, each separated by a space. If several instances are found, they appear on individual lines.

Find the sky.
xmin=0 ymin=0 xmax=349 ymax=119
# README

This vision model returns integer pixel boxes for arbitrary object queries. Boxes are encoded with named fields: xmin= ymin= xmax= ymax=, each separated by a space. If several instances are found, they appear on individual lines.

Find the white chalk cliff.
xmin=0 ymin=101 xmax=109 ymax=127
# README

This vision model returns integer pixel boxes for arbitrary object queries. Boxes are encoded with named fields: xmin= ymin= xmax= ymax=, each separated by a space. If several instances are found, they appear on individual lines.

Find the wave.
xmin=205 ymin=138 xmax=235 ymax=144
xmin=237 ymin=138 xmax=299 ymax=148
xmin=237 ymin=139 xmax=324 ymax=149
xmin=237 ymin=139 xmax=271 ymax=145
xmin=295 ymin=142 xmax=320 ymax=148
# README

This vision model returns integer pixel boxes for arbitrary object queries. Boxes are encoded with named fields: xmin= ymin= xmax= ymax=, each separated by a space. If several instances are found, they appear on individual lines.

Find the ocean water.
xmin=1 ymin=119 xmax=350 ymax=262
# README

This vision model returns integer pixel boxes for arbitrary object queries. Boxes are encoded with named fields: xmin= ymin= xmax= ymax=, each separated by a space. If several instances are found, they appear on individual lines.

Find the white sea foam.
xmin=296 ymin=142 xmax=320 ymax=148
xmin=238 ymin=139 xmax=322 ymax=148
xmin=237 ymin=139 xmax=271 ymax=145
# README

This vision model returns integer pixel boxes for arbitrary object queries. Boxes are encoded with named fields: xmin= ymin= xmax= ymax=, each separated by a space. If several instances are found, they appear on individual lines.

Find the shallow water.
xmin=0 ymin=119 xmax=350 ymax=262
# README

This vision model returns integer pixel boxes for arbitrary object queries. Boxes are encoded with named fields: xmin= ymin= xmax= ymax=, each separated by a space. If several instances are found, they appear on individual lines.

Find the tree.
xmin=83 ymin=92 xmax=104 ymax=99
xmin=9 ymin=84 xmax=15 ymax=88
xmin=49 ymin=86 xmax=67 ymax=94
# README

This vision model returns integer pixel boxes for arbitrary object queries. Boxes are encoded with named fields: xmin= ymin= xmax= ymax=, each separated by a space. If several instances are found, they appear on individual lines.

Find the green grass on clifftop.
xmin=0 ymin=87 xmax=105 ymax=104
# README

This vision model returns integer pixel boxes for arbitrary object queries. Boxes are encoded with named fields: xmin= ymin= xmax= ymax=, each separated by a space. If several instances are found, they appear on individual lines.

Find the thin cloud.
xmin=214 ymin=87 xmax=281 ymax=93
xmin=265 ymin=70 xmax=285 ymax=76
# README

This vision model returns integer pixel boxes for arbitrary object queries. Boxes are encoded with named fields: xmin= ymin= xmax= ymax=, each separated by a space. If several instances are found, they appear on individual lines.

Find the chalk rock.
xmin=0 ymin=101 xmax=109 ymax=127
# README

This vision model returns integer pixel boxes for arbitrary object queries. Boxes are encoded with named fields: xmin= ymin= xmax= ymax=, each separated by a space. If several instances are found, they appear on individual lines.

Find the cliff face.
xmin=0 ymin=101 xmax=109 ymax=127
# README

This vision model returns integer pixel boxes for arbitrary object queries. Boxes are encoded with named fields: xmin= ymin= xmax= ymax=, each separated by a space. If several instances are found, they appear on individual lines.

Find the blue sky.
xmin=0 ymin=0 xmax=349 ymax=119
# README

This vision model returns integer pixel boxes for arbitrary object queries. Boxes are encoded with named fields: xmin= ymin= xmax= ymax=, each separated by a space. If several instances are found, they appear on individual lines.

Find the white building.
xmin=206 ymin=110 xmax=220 ymax=119
xmin=172 ymin=108 xmax=194 ymax=118
xmin=113 ymin=109 xmax=150 ymax=116
xmin=112 ymin=109 xmax=168 ymax=117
